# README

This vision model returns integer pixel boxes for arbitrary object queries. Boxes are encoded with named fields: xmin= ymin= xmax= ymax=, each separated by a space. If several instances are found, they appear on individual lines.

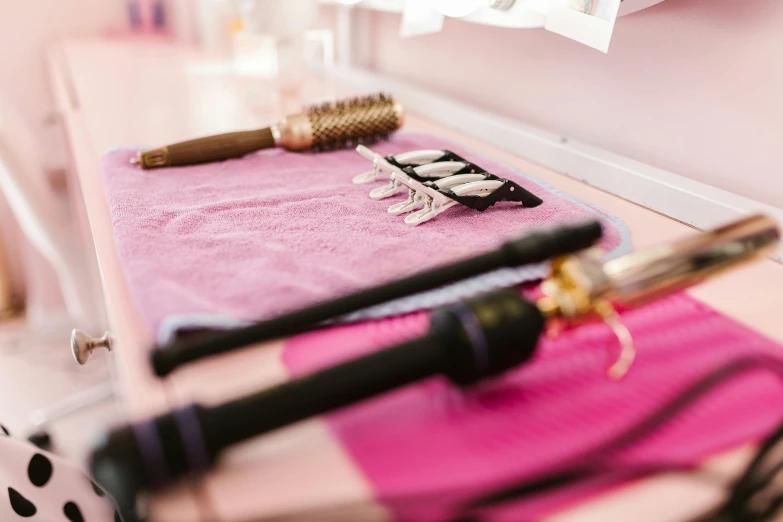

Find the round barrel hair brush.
xmin=133 ymin=93 xmax=404 ymax=169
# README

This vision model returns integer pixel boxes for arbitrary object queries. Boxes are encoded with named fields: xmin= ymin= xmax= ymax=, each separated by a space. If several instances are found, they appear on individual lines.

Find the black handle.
xmin=91 ymin=290 xmax=545 ymax=516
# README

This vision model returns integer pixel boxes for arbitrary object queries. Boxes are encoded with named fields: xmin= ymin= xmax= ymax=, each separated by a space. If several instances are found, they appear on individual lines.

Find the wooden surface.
xmin=49 ymin=36 xmax=783 ymax=522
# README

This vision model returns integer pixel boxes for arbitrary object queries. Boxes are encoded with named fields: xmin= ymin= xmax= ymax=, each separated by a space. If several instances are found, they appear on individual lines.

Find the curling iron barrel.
xmin=150 ymin=220 xmax=604 ymax=377
xmin=538 ymin=215 xmax=780 ymax=320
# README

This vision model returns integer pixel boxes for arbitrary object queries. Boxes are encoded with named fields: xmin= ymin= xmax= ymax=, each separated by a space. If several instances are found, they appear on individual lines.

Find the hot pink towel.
xmin=101 ymin=133 xmax=630 ymax=338
xmin=284 ymin=293 xmax=783 ymax=521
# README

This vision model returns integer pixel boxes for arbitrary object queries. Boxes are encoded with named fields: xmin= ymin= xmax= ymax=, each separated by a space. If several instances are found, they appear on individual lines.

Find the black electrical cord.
xmin=688 ymin=417 xmax=783 ymax=522
xmin=453 ymin=354 xmax=783 ymax=521
xmin=260 ymin=354 xmax=783 ymax=522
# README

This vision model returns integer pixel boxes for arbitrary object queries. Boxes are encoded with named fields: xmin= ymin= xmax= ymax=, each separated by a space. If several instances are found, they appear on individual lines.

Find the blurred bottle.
xmin=164 ymin=0 xmax=198 ymax=44
xmin=232 ymin=0 xmax=326 ymax=109
xmin=189 ymin=0 xmax=240 ymax=55
xmin=232 ymin=1 xmax=279 ymax=79
xmin=152 ymin=0 xmax=167 ymax=30
xmin=128 ymin=0 xmax=169 ymax=33
xmin=128 ymin=0 xmax=142 ymax=30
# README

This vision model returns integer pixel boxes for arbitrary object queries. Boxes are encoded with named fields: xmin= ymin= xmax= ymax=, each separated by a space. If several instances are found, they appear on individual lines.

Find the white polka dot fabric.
xmin=0 ymin=426 xmax=117 ymax=521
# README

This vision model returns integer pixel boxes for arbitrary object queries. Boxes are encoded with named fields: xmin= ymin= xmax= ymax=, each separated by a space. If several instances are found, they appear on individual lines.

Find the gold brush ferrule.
xmin=132 ymin=148 xmax=169 ymax=168
xmin=271 ymin=113 xmax=314 ymax=152
xmin=538 ymin=214 xmax=781 ymax=378
xmin=391 ymin=99 xmax=405 ymax=128
xmin=272 ymin=95 xmax=404 ymax=152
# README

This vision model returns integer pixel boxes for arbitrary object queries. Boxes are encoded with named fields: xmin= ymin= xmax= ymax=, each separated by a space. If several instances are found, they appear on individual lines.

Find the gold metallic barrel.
xmin=602 ymin=214 xmax=780 ymax=307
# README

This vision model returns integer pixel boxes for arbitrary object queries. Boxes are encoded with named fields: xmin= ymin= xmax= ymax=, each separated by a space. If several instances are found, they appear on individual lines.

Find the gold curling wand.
xmin=132 ymin=93 xmax=404 ymax=169
xmin=537 ymin=214 xmax=780 ymax=379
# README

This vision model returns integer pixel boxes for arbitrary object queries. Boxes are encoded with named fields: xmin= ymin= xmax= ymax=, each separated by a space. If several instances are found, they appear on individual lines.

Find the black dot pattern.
xmin=63 ymin=501 xmax=84 ymax=522
xmin=8 ymin=487 xmax=36 ymax=517
xmin=2 ymin=436 xmax=115 ymax=519
xmin=27 ymin=453 xmax=53 ymax=487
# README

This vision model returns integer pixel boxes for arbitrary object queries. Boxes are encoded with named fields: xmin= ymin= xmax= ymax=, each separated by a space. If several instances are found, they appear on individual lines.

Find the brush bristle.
xmin=305 ymin=93 xmax=402 ymax=151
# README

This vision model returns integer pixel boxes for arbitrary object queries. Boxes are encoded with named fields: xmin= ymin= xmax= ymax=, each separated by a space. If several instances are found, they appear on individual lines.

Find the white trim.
xmin=319 ymin=0 xmax=403 ymax=12
xmin=320 ymin=0 xmax=666 ymax=18
xmin=328 ymin=65 xmax=783 ymax=263
xmin=618 ymin=0 xmax=667 ymax=16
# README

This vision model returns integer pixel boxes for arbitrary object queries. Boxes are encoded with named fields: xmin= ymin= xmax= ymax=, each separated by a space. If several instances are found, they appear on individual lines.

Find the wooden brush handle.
xmin=138 ymin=128 xmax=276 ymax=169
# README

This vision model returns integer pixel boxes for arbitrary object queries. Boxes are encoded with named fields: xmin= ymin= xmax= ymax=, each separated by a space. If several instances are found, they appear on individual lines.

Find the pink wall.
xmin=362 ymin=0 xmax=783 ymax=208
xmin=0 ymin=0 xmax=125 ymax=304
xmin=0 ymin=0 xmax=125 ymax=165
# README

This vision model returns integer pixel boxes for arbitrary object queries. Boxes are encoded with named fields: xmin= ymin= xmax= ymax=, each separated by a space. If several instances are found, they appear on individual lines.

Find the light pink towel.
xmin=284 ymin=293 xmax=783 ymax=521
xmin=101 ymin=133 xmax=630 ymax=339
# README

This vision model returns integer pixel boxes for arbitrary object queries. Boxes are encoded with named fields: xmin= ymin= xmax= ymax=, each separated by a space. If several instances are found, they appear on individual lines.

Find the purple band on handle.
xmin=131 ymin=419 xmax=170 ymax=488
xmin=173 ymin=405 xmax=210 ymax=472
xmin=451 ymin=303 xmax=490 ymax=375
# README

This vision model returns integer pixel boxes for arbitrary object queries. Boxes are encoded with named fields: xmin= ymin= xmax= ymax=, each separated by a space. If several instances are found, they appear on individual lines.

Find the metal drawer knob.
xmin=71 ymin=330 xmax=113 ymax=365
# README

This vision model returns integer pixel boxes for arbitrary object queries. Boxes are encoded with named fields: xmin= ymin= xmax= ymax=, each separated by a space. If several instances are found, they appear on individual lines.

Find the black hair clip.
xmin=352 ymin=144 xmax=471 ymax=185
xmin=389 ymin=170 xmax=543 ymax=226
xmin=353 ymin=145 xmax=488 ymax=201
xmin=352 ymin=144 xmax=544 ymax=226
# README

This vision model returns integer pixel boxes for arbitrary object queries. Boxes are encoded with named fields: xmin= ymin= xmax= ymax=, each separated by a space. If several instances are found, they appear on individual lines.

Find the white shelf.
xmin=319 ymin=0 xmax=546 ymax=28
xmin=319 ymin=0 xmax=403 ymax=12
xmin=320 ymin=0 xmax=667 ymax=24
xmin=360 ymin=0 xmax=404 ymax=11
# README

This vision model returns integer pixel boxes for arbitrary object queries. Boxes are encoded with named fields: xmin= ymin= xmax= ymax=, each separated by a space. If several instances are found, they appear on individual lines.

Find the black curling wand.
xmin=151 ymin=220 xmax=604 ymax=376
xmin=93 ymin=290 xmax=548 ymax=521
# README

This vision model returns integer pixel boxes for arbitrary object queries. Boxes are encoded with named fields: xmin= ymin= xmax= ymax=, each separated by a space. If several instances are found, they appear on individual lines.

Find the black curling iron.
xmin=91 ymin=215 xmax=778 ymax=522
xmin=151 ymin=220 xmax=605 ymax=377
